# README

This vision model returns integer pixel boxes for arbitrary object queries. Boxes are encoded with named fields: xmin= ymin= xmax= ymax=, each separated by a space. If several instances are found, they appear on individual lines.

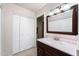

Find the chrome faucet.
xmin=54 ymin=37 xmax=60 ymax=41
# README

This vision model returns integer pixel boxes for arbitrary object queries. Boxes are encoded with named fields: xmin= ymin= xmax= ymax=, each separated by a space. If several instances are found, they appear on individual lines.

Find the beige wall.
xmin=1 ymin=3 xmax=36 ymax=56
xmin=36 ymin=3 xmax=78 ymax=45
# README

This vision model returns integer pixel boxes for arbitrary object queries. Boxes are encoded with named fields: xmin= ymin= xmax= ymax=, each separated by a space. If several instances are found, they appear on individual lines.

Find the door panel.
xmin=13 ymin=15 xmax=20 ymax=54
xmin=20 ymin=16 xmax=35 ymax=51
xmin=13 ymin=15 xmax=35 ymax=54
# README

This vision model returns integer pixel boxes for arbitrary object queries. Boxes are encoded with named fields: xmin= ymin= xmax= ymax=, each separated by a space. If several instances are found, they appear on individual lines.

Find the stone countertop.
xmin=37 ymin=38 xmax=77 ymax=56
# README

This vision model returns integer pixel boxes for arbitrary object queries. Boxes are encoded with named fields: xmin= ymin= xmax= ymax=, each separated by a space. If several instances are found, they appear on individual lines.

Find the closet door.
xmin=12 ymin=15 xmax=20 ymax=54
xmin=20 ymin=16 xmax=35 ymax=51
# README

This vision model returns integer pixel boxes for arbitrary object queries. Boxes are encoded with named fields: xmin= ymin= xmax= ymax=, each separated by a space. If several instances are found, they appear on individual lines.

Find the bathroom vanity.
xmin=37 ymin=4 xmax=78 ymax=56
xmin=37 ymin=38 xmax=76 ymax=56
xmin=37 ymin=41 xmax=71 ymax=56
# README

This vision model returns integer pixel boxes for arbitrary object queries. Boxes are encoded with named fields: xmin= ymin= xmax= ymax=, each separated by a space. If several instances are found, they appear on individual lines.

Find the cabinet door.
xmin=12 ymin=15 xmax=20 ymax=54
xmin=20 ymin=16 xmax=35 ymax=51
xmin=37 ymin=47 xmax=44 ymax=56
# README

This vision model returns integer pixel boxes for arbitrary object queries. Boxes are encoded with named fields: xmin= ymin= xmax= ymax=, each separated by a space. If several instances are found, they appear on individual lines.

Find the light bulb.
xmin=48 ymin=11 xmax=54 ymax=16
xmin=61 ymin=4 xmax=70 ymax=11
xmin=54 ymin=8 xmax=60 ymax=13
xmin=48 ymin=8 xmax=60 ymax=16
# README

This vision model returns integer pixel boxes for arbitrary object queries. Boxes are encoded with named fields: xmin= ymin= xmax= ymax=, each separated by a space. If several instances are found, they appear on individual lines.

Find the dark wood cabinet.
xmin=37 ymin=41 xmax=71 ymax=56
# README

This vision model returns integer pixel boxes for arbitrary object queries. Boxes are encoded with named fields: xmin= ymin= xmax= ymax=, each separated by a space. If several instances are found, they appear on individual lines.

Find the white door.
xmin=13 ymin=15 xmax=35 ymax=54
xmin=12 ymin=15 xmax=20 ymax=54
xmin=20 ymin=16 xmax=35 ymax=51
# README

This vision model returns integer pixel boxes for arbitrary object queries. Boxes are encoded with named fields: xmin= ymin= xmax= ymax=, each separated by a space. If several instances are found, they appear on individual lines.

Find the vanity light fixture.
xmin=48 ymin=3 xmax=77 ymax=16
xmin=48 ymin=7 xmax=60 ymax=16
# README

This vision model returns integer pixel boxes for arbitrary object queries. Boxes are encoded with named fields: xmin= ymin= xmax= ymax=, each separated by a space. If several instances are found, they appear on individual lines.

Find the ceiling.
xmin=16 ymin=3 xmax=47 ymax=12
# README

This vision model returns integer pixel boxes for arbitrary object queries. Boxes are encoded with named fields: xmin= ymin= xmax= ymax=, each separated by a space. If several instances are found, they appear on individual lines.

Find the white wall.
xmin=77 ymin=4 xmax=79 ymax=50
xmin=36 ymin=3 xmax=77 ymax=45
xmin=1 ymin=3 xmax=36 ymax=56
xmin=0 ymin=7 xmax=1 ymax=55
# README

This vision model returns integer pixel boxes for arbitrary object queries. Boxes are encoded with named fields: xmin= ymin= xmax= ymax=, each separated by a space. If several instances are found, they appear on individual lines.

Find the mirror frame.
xmin=46 ymin=4 xmax=78 ymax=35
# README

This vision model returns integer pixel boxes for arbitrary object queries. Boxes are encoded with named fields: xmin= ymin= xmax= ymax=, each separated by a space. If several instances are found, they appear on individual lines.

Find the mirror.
xmin=47 ymin=5 xmax=78 ymax=35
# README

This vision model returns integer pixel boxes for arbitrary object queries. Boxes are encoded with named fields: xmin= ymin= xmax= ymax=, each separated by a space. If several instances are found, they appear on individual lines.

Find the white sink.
xmin=37 ymin=38 xmax=76 ymax=56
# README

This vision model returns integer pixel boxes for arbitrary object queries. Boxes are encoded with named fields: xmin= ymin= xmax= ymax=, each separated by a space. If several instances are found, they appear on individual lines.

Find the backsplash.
xmin=44 ymin=33 xmax=77 ymax=45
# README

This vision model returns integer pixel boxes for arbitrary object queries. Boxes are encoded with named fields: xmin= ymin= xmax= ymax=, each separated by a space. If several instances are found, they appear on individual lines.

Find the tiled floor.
xmin=13 ymin=47 xmax=37 ymax=56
